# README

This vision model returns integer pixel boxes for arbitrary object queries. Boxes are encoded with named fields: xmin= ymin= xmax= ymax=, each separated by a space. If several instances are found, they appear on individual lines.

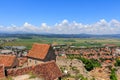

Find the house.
xmin=103 ymin=44 xmax=117 ymax=48
xmin=0 ymin=55 xmax=19 ymax=69
xmin=12 ymin=46 xmax=26 ymax=50
xmin=17 ymin=57 xmax=27 ymax=67
xmin=0 ymin=50 xmax=13 ymax=54
xmin=12 ymin=46 xmax=27 ymax=57
xmin=27 ymin=43 xmax=56 ymax=66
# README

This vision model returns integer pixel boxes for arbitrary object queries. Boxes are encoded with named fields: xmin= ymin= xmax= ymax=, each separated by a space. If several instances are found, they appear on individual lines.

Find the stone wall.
xmin=0 ymin=65 xmax=5 ymax=78
xmin=7 ymin=66 xmax=32 ymax=76
xmin=7 ymin=61 xmax=62 ymax=80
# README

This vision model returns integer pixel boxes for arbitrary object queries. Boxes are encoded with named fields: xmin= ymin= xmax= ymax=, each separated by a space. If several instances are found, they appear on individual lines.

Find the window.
xmin=29 ymin=59 xmax=31 ymax=63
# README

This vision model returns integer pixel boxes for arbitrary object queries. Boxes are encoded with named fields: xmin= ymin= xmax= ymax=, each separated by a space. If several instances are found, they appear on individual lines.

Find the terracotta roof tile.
xmin=0 ymin=55 xmax=16 ymax=67
xmin=27 ymin=43 xmax=50 ymax=59
xmin=104 ymin=60 xmax=112 ymax=63
xmin=104 ymin=44 xmax=117 ymax=47
xmin=35 ymin=61 xmax=62 ymax=80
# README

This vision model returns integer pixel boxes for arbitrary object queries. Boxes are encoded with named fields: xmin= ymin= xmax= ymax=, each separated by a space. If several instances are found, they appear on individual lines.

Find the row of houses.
xmin=0 ymin=46 xmax=28 ymax=57
xmin=55 ymin=45 xmax=120 ymax=66
xmin=0 ymin=43 xmax=62 ymax=80
xmin=0 ymin=43 xmax=120 ymax=79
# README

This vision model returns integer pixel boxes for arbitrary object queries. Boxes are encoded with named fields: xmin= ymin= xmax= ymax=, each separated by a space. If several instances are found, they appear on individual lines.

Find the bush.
xmin=77 ymin=57 xmax=101 ymax=71
xmin=67 ymin=54 xmax=81 ymax=59
xmin=110 ymin=68 xmax=117 ymax=80
xmin=115 ymin=59 xmax=120 ymax=66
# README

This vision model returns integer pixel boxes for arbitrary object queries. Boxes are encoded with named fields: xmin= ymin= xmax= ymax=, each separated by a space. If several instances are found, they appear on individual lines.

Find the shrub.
xmin=110 ymin=68 xmax=117 ymax=80
xmin=115 ymin=59 xmax=120 ymax=66
xmin=77 ymin=57 xmax=101 ymax=71
xmin=67 ymin=54 xmax=101 ymax=71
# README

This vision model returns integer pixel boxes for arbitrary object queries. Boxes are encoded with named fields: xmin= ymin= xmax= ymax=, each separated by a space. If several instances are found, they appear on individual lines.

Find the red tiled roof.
xmin=0 ymin=55 xmax=16 ymax=67
xmin=27 ymin=43 xmax=50 ymax=59
xmin=104 ymin=60 xmax=112 ymax=63
xmin=104 ymin=44 xmax=117 ymax=47
xmin=36 ymin=61 xmax=62 ymax=80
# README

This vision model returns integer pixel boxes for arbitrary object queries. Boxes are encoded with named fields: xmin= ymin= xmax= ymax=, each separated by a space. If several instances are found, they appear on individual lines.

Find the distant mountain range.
xmin=1 ymin=33 xmax=120 ymax=38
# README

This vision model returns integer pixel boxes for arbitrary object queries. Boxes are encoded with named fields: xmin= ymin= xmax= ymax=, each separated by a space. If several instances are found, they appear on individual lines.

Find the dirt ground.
xmin=12 ymin=74 xmax=44 ymax=80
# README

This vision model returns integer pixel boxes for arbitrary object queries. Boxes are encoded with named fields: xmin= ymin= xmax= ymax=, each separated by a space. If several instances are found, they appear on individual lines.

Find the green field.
xmin=1 ymin=37 xmax=120 ymax=49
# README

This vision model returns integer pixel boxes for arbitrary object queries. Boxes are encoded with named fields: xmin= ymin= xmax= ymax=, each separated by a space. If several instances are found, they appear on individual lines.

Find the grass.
xmin=0 ymin=76 xmax=13 ymax=80
xmin=28 ymin=72 xmax=37 ymax=79
xmin=2 ymin=37 xmax=120 ymax=49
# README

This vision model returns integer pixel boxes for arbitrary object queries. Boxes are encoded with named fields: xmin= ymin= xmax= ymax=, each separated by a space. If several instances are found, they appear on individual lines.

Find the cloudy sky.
xmin=0 ymin=0 xmax=120 ymax=34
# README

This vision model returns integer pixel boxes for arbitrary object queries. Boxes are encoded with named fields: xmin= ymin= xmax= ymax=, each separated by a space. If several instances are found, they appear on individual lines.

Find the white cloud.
xmin=40 ymin=23 xmax=50 ymax=32
xmin=1 ymin=19 xmax=120 ymax=34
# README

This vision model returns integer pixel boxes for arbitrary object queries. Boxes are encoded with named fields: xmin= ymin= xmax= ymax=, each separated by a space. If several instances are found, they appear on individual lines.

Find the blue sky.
xmin=0 ymin=0 xmax=120 ymax=34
